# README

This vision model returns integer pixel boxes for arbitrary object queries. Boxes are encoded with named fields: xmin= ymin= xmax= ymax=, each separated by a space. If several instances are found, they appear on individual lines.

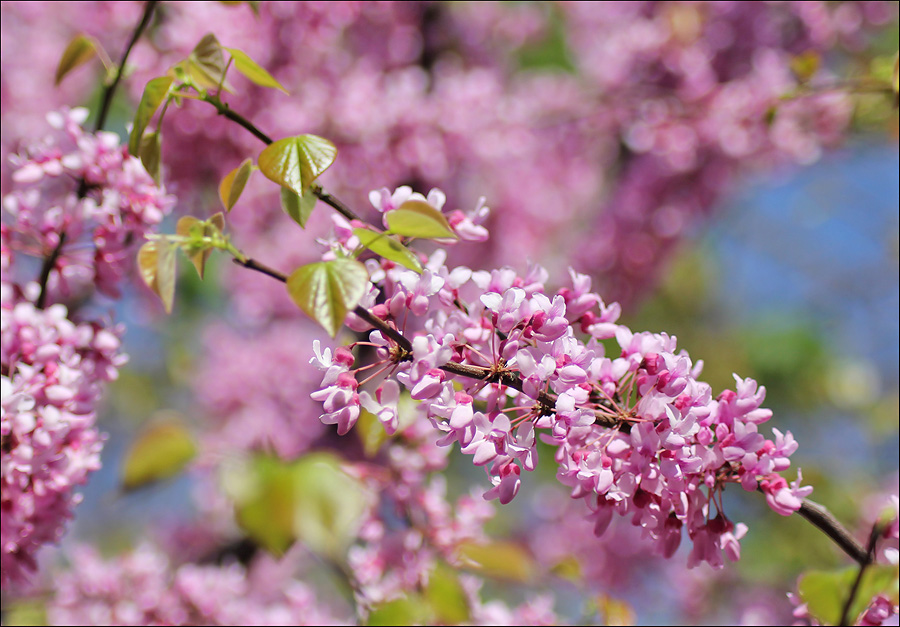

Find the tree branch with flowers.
xmin=1 ymin=2 xmax=898 ymax=625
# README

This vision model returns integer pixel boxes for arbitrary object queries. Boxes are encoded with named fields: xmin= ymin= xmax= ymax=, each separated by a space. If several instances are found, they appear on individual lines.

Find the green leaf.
xmin=458 ymin=540 xmax=537 ymax=583
xmin=224 ymin=47 xmax=288 ymax=93
xmin=790 ymin=51 xmax=821 ymax=84
xmin=353 ymin=228 xmax=422 ymax=273
xmin=121 ymin=413 xmax=196 ymax=491
xmin=286 ymin=258 xmax=368 ymax=337
xmin=185 ymin=33 xmax=228 ymax=91
xmin=1 ymin=599 xmax=47 ymax=627
xmin=366 ymin=597 xmax=433 ymax=627
xmin=138 ymin=240 xmax=177 ymax=313
xmin=258 ymin=135 xmax=337 ymax=196
xmin=280 ymin=186 xmax=318 ymax=228
xmin=129 ymin=76 xmax=173 ymax=156
xmin=219 ymin=158 xmax=254 ymax=211
xmin=424 ymin=563 xmax=470 ymax=624
xmin=139 ymin=131 xmax=162 ymax=184
xmin=385 ymin=199 xmax=457 ymax=240
xmin=799 ymin=565 xmax=899 ymax=625
xmin=175 ymin=214 xmax=224 ymax=279
xmin=226 ymin=453 xmax=370 ymax=559
xmin=55 ymin=34 xmax=98 ymax=85
xmin=356 ymin=407 xmax=388 ymax=458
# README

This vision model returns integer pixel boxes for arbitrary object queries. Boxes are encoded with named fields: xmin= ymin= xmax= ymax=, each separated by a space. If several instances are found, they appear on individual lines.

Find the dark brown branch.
xmin=214 ymin=101 xmax=274 ymax=145
xmin=36 ymin=1 xmax=158 ymax=309
xmin=94 ymin=1 xmax=158 ymax=133
xmin=203 ymin=100 xmax=362 ymax=222
xmin=798 ymin=499 xmax=870 ymax=565
xmin=839 ymin=522 xmax=882 ymax=626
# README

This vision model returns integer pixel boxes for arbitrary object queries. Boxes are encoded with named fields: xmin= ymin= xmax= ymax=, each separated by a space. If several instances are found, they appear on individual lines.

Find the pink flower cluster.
xmin=0 ymin=299 xmax=124 ymax=586
xmin=310 ymin=187 xmax=812 ymax=569
xmin=1 ymin=109 xmax=171 ymax=587
xmin=48 ymin=544 xmax=348 ymax=626
xmin=3 ymin=107 xmax=173 ymax=300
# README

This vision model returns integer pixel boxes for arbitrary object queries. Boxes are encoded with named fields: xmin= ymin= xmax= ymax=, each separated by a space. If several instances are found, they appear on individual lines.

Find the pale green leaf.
xmin=139 ymin=130 xmax=162 ymax=184
xmin=218 ymin=158 xmax=254 ymax=211
xmin=366 ymin=597 xmax=433 ymax=627
xmin=385 ymin=199 xmax=457 ymax=240
xmin=224 ymin=46 xmax=288 ymax=93
xmin=458 ymin=540 xmax=537 ymax=583
xmin=353 ymin=228 xmax=422 ymax=273
xmin=138 ymin=240 xmax=177 ymax=313
xmin=121 ymin=413 xmax=196 ymax=491
xmin=424 ymin=563 xmax=470 ymax=624
xmin=227 ymin=453 xmax=370 ymax=559
xmin=799 ymin=565 xmax=899 ymax=625
xmin=280 ymin=186 xmax=318 ymax=227
xmin=129 ymin=76 xmax=172 ymax=156
xmin=55 ymin=34 xmax=98 ymax=85
xmin=356 ymin=407 xmax=388 ymax=458
xmin=186 ymin=33 xmax=228 ymax=91
xmin=258 ymin=135 xmax=336 ymax=196
xmin=286 ymin=258 xmax=368 ymax=337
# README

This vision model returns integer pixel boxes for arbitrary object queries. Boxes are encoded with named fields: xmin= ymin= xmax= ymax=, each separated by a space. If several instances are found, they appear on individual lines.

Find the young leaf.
xmin=55 ymin=34 xmax=98 ymax=85
xmin=280 ymin=186 xmax=318 ymax=227
xmin=227 ymin=453 xmax=370 ymax=559
xmin=139 ymin=131 xmax=162 ymax=183
xmin=258 ymin=135 xmax=337 ymax=196
xmin=224 ymin=47 xmax=288 ymax=93
xmin=138 ymin=240 xmax=177 ymax=313
xmin=186 ymin=33 xmax=228 ymax=91
xmin=121 ymin=413 xmax=196 ymax=491
xmin=129 ymin=76 xmax=173 ymax=156
xmin=356 ymin=408 xmax=389 ymax=458
xmin=175 ymin=214 xmax=225 ymax=279
xmin=424 ymin=564 xmax=471 ymax=624
xmin=798 ymin=565 xmax=899 ymax=625
xmin=218 ymin=158 xmax=254 ymax=211
xmin=286 ymin=258 xmax=368 ymax=337
xmin=385 ymin=199 xmax=457 ymax=240
xmin=353 ymin=227 xmax=423 ymax=273
xmin=457 ymin=540 xmax=538 ymax=583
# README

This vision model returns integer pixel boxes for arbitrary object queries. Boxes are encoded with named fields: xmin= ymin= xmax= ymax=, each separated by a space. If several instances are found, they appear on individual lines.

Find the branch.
xmin=838 ymin=522 xmax=882 ymax=626
xmin=202 ymin=98 xmax=362 ymax=222
xmin=94 ymin=1 xmax=158 ymax=133
xmin=798 ymin=499 xmax=870 ymax=565
xmin=232 ymin=255 xmax=610 ymax=425
xmin=36 ymin=0 xmax=158 ymax=309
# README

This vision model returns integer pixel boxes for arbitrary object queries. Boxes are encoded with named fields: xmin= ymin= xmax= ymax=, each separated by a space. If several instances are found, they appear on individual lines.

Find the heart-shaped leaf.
xmin=218 ymin=158 xmax=254 ymax=211
xmin=799 ymin=565 xmax=899 ymax=625
xmin=286 ymin=258 xmax=368 ymax=337
xmin=227 ymin=453 xmax=370 ymax=559
xmin=129 ymin=76 xmax=172 ymax=156
xmin=224 ymin=46 xmax=288 ymax=93
xmin=139 ymin=130 xmax=162 ymax=183
xmin=385 ymin=199 xmax=456 ymax=240
xmin=55 ymin=34 xmax=98 ymax=85
xmin=121 ymin=413 xmax=196 ymax=491
xmin=353 ymin=227 xmax=422 ymax=273
xmin=138 ymin=240 xmax=177 ymax=313
xmin=280 ymin=186 xmax=318 ymax=227
xmin=186 ymin=33 xmax=228 ymax=91
xmin=258 ymin=135 xmax=336 ymax=196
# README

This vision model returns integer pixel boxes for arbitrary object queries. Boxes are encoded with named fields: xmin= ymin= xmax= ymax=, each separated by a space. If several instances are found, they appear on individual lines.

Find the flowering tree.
xmin=1 ymin=2 xmax=898 ymax=625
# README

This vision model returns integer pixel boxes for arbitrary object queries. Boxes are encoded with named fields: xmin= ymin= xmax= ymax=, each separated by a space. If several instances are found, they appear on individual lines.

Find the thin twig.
xmin=36 ymin=0 xmax=158 ymax=309
xmin=798 ymin=499 xmax=870 ymax=565
xmin=202 ymin=99 xmax=362 ymax=222
xmin=94 ymin=1 xmax=158 ymax=133
xmin=838 ymin=522 xmax=882 ymax=626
